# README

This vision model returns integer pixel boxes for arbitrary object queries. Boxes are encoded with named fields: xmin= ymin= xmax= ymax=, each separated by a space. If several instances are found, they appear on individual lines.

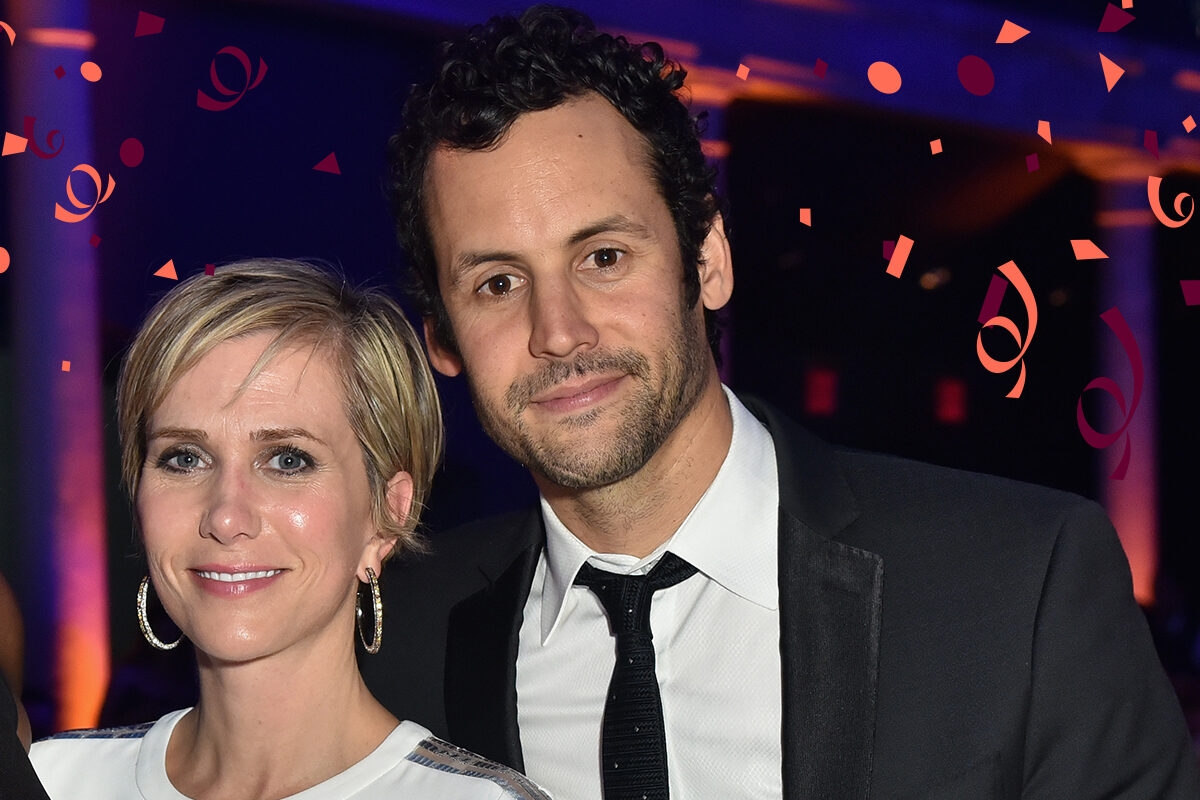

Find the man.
xmin=363 ymin=6 xmax=1200 ymax=798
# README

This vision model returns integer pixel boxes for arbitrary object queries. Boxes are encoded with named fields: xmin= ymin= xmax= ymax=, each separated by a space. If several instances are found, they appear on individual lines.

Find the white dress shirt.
xmin=516 ymin=387 xmax=783 ymax=799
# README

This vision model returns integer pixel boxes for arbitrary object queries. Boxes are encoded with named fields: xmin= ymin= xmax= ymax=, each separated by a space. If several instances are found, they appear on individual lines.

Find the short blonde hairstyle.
xmin=116 ymin=258 xmax=444 ymax=556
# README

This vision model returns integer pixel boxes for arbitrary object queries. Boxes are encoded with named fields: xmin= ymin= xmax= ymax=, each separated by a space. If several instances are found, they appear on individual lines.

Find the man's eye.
xmin=478 ymin=273 xmax=521 ymax=296
xmin=266 ymin=448 xmax=312 ymax=474
xmin=588 ymin=248 xmax=623 ymax=269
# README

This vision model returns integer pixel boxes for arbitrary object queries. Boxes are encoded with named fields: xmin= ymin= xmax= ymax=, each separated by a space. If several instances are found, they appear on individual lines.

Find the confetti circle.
xmin=80 ymin=61 xmax=102 ymax=82
xmin=957 ymin=55 xmax=994 ymax=96
xmin=120 ymin=137 xmax=144 ymax=168
xmin=867 ymin=61 xmax=902 ymax=94
xmin=0 ymin=246 xmax=9 ymax=274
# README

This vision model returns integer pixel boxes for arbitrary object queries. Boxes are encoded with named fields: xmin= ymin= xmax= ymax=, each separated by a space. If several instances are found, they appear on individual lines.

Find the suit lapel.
xmin=444 ymin=514 xmax=543 ymax=772
xmin=744 ymin=397 xmax=883 ymax=800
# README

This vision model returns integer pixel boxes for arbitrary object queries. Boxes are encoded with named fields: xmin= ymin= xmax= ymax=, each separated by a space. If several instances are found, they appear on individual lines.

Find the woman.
xmin=30 ymin=259 xmax=552 ymax=799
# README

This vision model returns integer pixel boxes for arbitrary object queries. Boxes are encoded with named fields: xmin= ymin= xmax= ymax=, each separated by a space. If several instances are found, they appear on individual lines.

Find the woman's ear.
xmin=358 ymin=472 xmax=414 ymax=579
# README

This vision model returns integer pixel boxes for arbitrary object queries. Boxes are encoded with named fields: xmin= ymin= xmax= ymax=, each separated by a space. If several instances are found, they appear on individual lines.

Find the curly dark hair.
xmin=387 ymin=4 xmax=723 ymax=360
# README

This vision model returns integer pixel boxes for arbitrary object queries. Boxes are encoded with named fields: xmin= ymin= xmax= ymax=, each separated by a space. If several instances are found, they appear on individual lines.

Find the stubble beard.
xmin=467 ymin=312 xmax=711 ymax=491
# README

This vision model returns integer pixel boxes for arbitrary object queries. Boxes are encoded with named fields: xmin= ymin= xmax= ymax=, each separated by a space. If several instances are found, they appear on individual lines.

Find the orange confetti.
xmin=1147 ymin=176 xmax=1194 ymax=228
xmin=929 ymin=138 xmax=943 ymax=154
xmin=0 ymin=20 xmax=14 ymax=45
xmin=2 ymin=132 xmax=26 ymax=156
xmin=798 ymin=208 xmax=812 ymax=226
xmin=54 ymin=164 xmax=116 ymax=223
xmin=1099 ymin=53 xmax=1125 ymax=91
xmin=1037 ymin=120 xmax=1052 ymax=144
xmin=154 ymin=259 xmax=178 ymax=280
xmin=736 ymin=63 xmax=749 ymax=80
xmin=61 ymin=361 xmax=71 ymax=372
xmin=867 ymin=61 xmax=902 ymax=94
xmin=995 ymin=20 xmax=1030 ymax=44
xmin=1184 ymin=115 xmax=1197 ymax=133
xmin=977 ymin=260 xmax=1037 ymax=398
xmin=885 ymin=235 xmax=914 ymax=278
xmin=1122 ymin=0 xmax=1132 ymax=6
xmin=1070 ymin=239 xmax=1108 ymax=260
xmin=0 ymin=246 xmax=9 ymax=273
xmin=80 ymin=61 xmax=102 ymax=82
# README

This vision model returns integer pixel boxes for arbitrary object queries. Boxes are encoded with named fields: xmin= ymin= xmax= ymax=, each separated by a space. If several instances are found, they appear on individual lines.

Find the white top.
xmin=30 ymin=708 xmax=552 ymax=800
xmin=516 ymin=386 xmax=783 ymax=799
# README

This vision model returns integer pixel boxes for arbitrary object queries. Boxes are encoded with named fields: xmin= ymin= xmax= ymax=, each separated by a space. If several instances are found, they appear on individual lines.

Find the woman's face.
xmin=136 ymin=332 xmax=411 ymax=663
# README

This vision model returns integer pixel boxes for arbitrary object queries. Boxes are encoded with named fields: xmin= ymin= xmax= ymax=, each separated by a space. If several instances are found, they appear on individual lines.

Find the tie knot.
xmin=574 ymin=552 xmax=698 ymax=636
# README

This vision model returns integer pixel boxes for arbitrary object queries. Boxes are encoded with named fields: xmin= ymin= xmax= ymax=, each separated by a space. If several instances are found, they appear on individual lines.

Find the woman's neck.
xmin=165 ymin=631 xmax=397 ymax=800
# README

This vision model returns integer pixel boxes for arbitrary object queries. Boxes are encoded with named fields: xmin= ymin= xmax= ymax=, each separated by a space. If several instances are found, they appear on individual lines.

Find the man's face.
xmin=422 ymin=94 xmax=730 ymax=491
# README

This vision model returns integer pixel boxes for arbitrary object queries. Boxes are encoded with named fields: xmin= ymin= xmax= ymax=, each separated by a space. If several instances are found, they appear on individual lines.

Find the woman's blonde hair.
xmin=116 ymin=258 xmax=443 ymax=556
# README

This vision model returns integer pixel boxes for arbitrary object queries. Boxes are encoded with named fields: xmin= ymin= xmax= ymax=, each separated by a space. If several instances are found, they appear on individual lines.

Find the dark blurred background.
xmin=1 ymin=0 xmax=1199 ymax=747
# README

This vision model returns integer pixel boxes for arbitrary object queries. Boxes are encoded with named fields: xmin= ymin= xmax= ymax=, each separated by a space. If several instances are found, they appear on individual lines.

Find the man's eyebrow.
xmin=448 ymin=215 xmax=655 ymax=286
xmin=566 ymin=215 xmax=654 ymax=246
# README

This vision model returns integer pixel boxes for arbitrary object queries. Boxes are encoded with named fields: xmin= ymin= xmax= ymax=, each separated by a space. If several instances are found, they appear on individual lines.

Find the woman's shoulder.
xmin=28 ymin=708 xmax=187 ymax=798
xmin=376 ymin=721 xmax=554 ymax=799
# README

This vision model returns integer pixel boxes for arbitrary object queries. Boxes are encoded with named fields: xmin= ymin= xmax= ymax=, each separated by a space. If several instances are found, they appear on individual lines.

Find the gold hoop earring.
xmin=137 ymin=576 xmax=182 ymax=651
xmin=356 ymin=566 xmax=382 ymax=654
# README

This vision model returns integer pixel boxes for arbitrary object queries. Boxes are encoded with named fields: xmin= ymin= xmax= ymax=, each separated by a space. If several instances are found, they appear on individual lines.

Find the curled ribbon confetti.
xmin=197 ymin=46 xmax=268 ymax=111
xmin=1 ymin=20 xmax=15 ymax=45
xmin=53 ymin=164 xmax=116 ymax=223
xmin=1147 ymin=176 xmax=1193 ymax=228
xmin=23 ymin=116 xmax=64 ymax=159
xmin=976 ymin=260 xmax=1037 ymax=398
xmin=1076 ymin=307 xmax=1142 ymax=480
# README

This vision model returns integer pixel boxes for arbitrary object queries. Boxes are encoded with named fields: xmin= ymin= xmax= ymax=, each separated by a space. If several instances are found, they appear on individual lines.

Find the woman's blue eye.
xmin=268 ymin=449 xmax=311 ymax=473
xmin=160 ymin=450 xmax=202 ymax=471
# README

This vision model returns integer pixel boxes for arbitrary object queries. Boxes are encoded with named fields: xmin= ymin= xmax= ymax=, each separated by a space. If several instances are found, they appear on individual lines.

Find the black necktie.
xmin=574 ymin=552 xmax=699 ymax=800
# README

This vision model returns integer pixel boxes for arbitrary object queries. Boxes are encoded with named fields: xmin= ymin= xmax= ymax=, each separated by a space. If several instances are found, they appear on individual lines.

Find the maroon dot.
xmin=957 ymin=55 xmax=994 ymax=97
xmin=89 ymin=234 xmax=101 ymax=247
xmin=119 ymin=137 xmax=144 ymax=168
xmin=53 ymin=65 xmax=66 ymax=79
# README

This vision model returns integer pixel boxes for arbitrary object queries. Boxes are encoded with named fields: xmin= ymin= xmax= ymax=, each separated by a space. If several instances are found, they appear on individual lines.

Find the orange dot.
xmin=80 ymin=61 xmax=102 ymax=82
xmin=868 ymin=61 xmax=902 ymax=94
xmin=0 ymin=246 xmax=9 ymax=273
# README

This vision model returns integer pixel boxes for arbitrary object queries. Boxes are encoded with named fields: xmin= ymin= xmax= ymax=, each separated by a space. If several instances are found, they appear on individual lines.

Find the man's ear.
xmin=697 ymin=212 xmax=733 ymax=311
xmin=424 ymin=317 xmax=463 ymax=377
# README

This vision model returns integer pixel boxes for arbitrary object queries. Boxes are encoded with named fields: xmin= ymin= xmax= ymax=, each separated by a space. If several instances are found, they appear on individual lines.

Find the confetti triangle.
xmin=1144 ymin=129 xmax=1159 ymax=159
xmin=134 ymin=11 xmax=165 ymax=37
xmin=1098 ymin=3 xmax=1135 ymax=33
xmin=1181 ymin=280 xmax=1200 ymax=306
xmin=1099 ymin=53 xmax=1125 ymax=91
xmin=996 ymin=20 xmax=1030 ymax=44
xmin=798 ymin=208 xmax=812 ymax=226
xmin=1037 ymin=120 xmax=1052 ymax=144
xmin=1070 ymin=239 xmax=1108 ymax=260
xmin=154 ymin=259 xmax=178 ymax=280
xmin=312 ymin=152 xmax=340 ymax=174
xmin=2 ymin=131 xmax=27 ymax=156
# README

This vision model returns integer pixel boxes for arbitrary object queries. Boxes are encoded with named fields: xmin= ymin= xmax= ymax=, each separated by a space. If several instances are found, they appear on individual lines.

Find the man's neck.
xmin=536 ymin=378 xmax=733 ymax=558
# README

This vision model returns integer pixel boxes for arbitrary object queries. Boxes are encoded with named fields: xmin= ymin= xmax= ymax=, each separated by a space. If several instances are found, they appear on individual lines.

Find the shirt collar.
xmin=538 ymin=386 xmax=779 ymax=642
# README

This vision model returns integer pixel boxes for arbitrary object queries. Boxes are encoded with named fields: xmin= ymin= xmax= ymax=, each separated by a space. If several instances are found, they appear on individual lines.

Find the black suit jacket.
xmin=0 ymin=673 xmax=49 ymax=800
xmin=364 ymin=397 xmax=1199 ymax=798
